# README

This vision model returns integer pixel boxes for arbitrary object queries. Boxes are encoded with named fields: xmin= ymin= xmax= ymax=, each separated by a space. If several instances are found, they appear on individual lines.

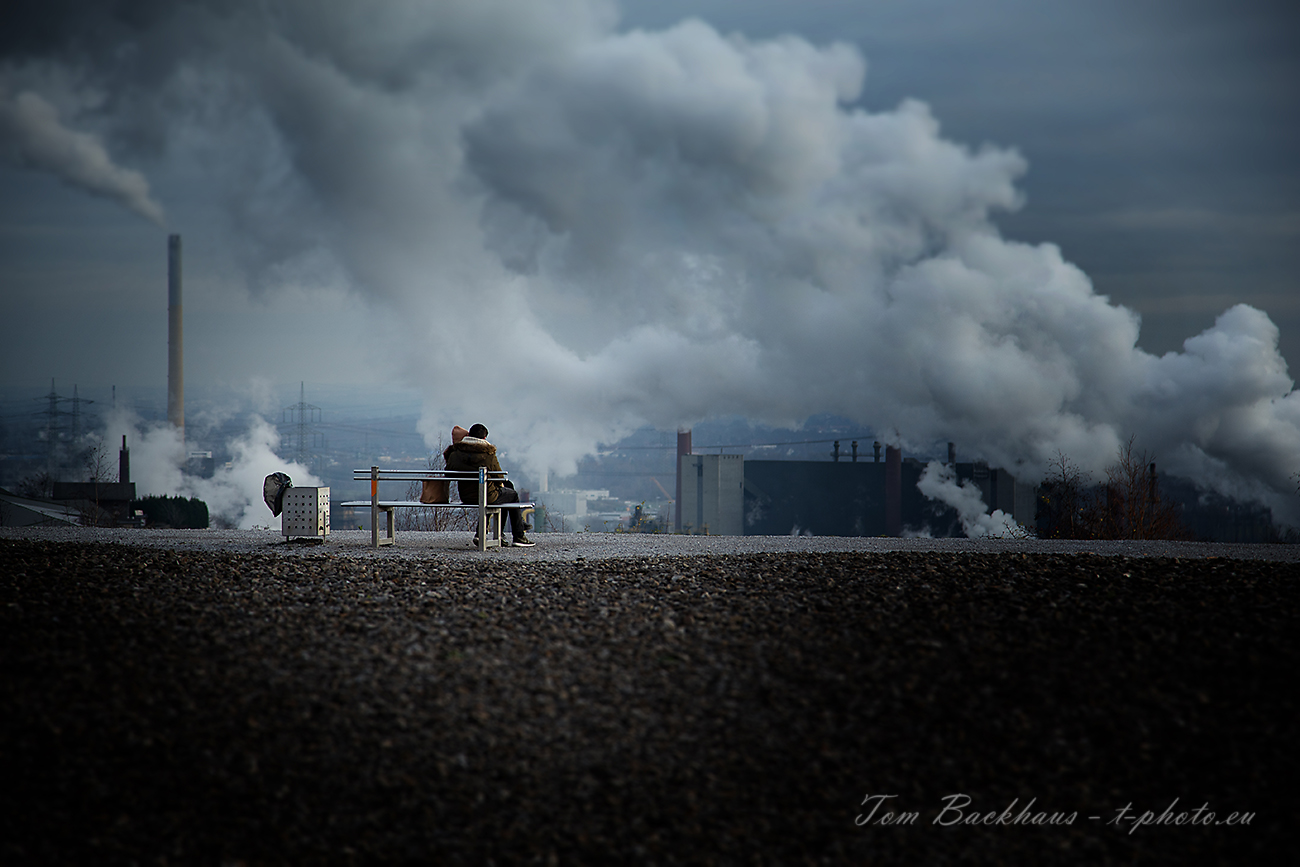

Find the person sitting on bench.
xmin=443 ymin=423 xmax=534 ymax=547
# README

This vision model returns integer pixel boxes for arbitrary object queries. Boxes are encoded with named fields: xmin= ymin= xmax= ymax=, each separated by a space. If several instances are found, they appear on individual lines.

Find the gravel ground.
xmin=2 ymin=528 xmax=1297 ymax=865
xmin=5 ymin=526 xmax=1300 ymax=562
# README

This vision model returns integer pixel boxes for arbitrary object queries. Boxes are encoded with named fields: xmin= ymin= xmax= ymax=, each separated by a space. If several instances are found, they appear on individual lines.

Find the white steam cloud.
xmin=7 ymin=1 xmax=1300 ymax=523
xmin=917 ymin=461 xmax=1029 ymax=539
xmin=101 ymin=407 xmax=321 ymax=529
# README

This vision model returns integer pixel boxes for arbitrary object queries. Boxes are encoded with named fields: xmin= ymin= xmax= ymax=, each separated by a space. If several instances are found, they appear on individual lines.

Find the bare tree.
xmin=1039 ymin=438 xmax=1188 ymax=540
xmin=541 ymin=507 xmax=568 ymax=533
xmin=1037 ymin=450 xmax=1092 ymax=539
xmin=16 ymin=472 xmax=54 ymax=500
xmin=78 ymin=436 xmax=115 ymax=527
xmin=1098 ymin=436 xmax=1188 ymax=540
xmin=396 ymin=442 xmax=473 ymax=532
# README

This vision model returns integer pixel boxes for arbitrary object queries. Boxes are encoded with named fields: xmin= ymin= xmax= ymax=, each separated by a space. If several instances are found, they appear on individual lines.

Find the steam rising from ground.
xmin=5 ymin=1 xmax=1299 ymax=522
xmin=100 ymin=408 xmax=321 ymax=529
xmin=917 ymin=461 xmax=1028 ymax=539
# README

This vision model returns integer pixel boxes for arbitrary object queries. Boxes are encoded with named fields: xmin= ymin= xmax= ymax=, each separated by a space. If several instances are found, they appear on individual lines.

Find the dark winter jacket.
xmin=442 ymin=437 xmax=506 ymax=505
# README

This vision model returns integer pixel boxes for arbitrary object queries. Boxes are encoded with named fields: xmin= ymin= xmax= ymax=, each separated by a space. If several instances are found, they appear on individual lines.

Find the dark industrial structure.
xmin=732 ymin=442 xmax=1036 ymax=537
xmin=168 ymin=233 xmax=184 ymax=437
xmin=48 ymin=436 xmax=138 ymax=526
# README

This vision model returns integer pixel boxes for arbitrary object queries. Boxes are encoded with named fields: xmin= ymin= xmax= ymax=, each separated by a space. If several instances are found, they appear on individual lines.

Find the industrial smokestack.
xmin=675 ymin=428 xmax=692 ymax=532
xmin=167 ymin=234 xmax=183 ymax=436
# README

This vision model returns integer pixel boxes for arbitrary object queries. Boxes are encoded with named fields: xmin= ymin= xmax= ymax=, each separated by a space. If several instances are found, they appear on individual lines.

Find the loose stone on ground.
xmin=1 ymin=538 xmax=1294 ymax=864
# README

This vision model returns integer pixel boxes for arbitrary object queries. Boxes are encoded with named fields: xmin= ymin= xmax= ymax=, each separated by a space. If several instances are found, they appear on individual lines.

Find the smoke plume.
xmin=6 ymin=1 xmax=1299 ymax=522
xmin=0 ymin=81 xmax=165 ymax=225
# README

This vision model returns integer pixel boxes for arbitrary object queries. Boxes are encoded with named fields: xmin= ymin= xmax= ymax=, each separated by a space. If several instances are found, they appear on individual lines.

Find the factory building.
xmin=677 ymin=440 xmax=1035 ymax=537
xmin=679 ymin=454 xmax=745 ymax=535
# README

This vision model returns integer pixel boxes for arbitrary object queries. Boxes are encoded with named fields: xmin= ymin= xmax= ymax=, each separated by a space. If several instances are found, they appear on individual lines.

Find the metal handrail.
xmin=351 ymin=469 xmax=507 ymax=480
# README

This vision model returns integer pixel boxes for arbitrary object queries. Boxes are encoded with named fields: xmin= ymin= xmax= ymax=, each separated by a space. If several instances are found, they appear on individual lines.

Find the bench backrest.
xmin=352 ymin=468 xmax=506 ymax=482
xmin=353 ymin=466 xmax=507 ymax=506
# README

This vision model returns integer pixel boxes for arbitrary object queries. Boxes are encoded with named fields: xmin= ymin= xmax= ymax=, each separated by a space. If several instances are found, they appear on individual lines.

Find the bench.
xmin=341 ymin=466 xmax=534 ymax=551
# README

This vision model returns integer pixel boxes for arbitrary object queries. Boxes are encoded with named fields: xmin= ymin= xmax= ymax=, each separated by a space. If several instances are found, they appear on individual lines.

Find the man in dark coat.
xmin=443 ymin=423 xmax=533 ymax=546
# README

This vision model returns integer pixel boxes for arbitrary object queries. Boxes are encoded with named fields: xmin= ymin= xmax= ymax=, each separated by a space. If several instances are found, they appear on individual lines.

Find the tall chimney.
xmin=674 ymin=428 xmax=692 ymax=532
xmin=167 ymin=234 xmax=184 ymax=436
xmin=119 ymin=435 xmax=130 ymax=484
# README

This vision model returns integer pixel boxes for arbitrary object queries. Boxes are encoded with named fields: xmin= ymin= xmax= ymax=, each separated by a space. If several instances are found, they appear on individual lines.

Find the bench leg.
xmin=480 ymin=508 xmax=504 ymax=550
xmin=375 ymin=505 xmax=395 ymax=547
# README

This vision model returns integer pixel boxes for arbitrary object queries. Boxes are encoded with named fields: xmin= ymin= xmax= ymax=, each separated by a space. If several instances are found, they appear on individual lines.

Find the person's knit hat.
xmin=451 ymin=425 xmax=469 ymax=444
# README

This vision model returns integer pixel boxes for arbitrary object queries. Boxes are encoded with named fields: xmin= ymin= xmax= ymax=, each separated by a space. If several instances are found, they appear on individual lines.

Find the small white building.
xmin=533 ymin=489 xmax=611 ymax=531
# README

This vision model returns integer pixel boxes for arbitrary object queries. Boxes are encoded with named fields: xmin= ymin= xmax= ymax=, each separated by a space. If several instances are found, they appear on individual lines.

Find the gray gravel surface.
xmin=5 ymin=527 xmax=1300 ymax=561
xmin=2 ymin=528 xmax=1296 ymax=865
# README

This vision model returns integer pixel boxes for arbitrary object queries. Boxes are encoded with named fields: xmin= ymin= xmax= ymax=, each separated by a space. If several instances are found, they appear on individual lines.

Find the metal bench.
xmin=341 ymin=466 xmax=534 ymax=551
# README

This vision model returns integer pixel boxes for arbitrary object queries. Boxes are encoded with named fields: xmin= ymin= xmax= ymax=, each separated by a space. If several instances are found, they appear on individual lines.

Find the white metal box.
xmin=281 ymin=486 xmax=330 ymax=539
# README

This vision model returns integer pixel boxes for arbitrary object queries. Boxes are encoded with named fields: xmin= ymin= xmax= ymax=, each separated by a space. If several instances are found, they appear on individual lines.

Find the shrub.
xmin=133 ymin=495 xmax=209 ymax=529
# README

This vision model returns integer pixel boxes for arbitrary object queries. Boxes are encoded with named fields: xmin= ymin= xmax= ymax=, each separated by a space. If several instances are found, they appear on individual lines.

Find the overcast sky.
xmin=2 ymin=0 xmax=1298 ymax=518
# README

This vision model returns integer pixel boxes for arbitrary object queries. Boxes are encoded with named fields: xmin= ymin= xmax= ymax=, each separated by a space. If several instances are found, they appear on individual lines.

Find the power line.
xmin=281 ymin=382 xmax=324 ymax=468
xmin=563 ymin=471 xmax=675 ymax=477
xmin=596 ymin=435 xmax=879 ymax=453
xmin=33 ymin=379 xmax=96 ymax=476
xmin=316 ymin=421 xmax=426 ymax=440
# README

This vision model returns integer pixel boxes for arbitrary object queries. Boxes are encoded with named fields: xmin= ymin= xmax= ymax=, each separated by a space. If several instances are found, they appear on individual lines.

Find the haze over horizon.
xmin=3 ymin=0 xmax=1298 ymax=526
